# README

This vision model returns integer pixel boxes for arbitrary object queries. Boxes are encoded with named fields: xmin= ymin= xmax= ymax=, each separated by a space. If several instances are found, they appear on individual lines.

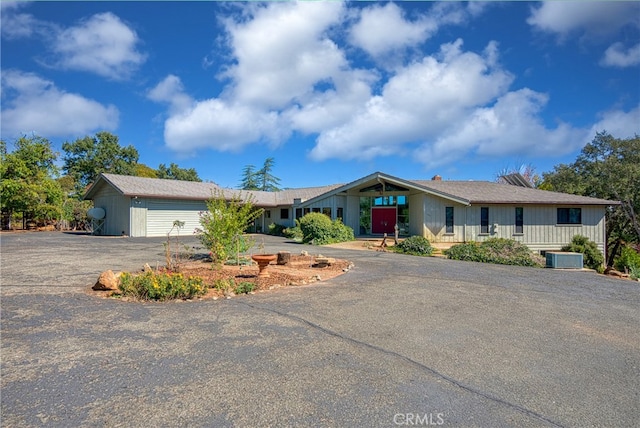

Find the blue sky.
xmin=2 ymin=1 xmax=639 ymax=188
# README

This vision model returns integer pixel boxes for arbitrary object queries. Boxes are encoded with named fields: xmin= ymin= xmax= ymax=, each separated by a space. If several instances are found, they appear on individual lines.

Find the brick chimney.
xmin=431 ymin=175 xmax=442 ymax=181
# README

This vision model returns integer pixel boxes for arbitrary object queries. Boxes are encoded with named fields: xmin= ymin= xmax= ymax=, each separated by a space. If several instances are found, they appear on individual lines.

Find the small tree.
xmin=197 ymin=190 xmax=263 ymax=266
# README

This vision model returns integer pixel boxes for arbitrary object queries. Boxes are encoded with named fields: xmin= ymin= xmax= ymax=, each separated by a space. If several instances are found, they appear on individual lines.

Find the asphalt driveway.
xmin=1 ymin=232 xmax=639 ymax=427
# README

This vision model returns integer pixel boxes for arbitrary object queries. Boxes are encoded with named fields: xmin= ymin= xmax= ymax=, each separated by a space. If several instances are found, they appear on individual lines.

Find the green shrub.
xmin=445 ymin=238 xmax=542 ymax=267
xmin=283 ymin=224 xmax=303 ymax=241
xmin=212 ymin=278 xmax=235 ymax=292
xmin=482 ymin=238 xmax=542 ymax=267
xmin=119 ymin=271 xmax=206 ymax=301
xmin=299 ymin=212 xmax=332 ymax=244
xmin=630 ymin=265 xmax=639 ymax=281
xmin=394 ymin=236 xmax=433 ymax=256
xmin=330 ymin=218 xmax=355 ymax=243
xmin=444 ymin=242 xmax=482 ymax=262
xmin=614 ymin=245 xmax=640 ymax=273
xmin=267 ymin=223 xmax=287 ymax=236
xmin=224 ymin=256 xmax=253 ymax=266
xmin=298 ymin=212 xmax=354 ymax=245
xmin=561 ymin=235 xmax=604 ymax=271
xmin=234 ymin=281 xmax=256 ymax=294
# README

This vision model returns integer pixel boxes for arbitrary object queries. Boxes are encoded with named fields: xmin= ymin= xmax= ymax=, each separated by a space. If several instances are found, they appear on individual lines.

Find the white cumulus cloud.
xmin=163 ymin=100 xmax=286 ymax=154
xmin=149 ymin=1 xmax=634 ymax=173
xmin=222 ymin=1 xmax=346 ymax=109
xmin=527 ymin=2 xmax=640 ymax=37
xmin=1 ymin=70 xmax=119 ymax=139
xmin=587 ymin=105 xmax=640 ymax=141
xmin=601 ymin=42 xmax=640 ymax=68
xmin=147 ymin=75 xmax=194 ymax=114
xmin=348 ymin=1 xmax=487 ymax=65
xmin=349 ymin=2 xmax=437 ymax=59
xmin=51 ymin=12 xmax=147 ymax=80
xmin=153 ymin=1 xmax=373 ymax=154
xmin=309 ymin=39 xmax=514 ymax=161
xmin=412 ymin=88 xmax=585 ymax=168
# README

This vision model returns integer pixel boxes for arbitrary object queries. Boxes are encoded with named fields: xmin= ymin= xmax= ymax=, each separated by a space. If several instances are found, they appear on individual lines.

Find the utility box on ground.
xmin=546 ymin=252 xmax=583 ymax=269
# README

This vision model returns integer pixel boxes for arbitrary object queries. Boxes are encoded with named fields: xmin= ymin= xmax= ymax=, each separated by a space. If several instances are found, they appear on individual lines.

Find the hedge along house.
xmin=85 ymin=171 xmax=618 ymax=254
xmin=83 ymin=173 xmax=341 ymax=238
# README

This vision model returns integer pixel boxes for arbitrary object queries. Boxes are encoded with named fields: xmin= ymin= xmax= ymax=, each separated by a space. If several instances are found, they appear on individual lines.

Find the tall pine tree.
xmin=258 ymin=157 xmax=281 ymax=192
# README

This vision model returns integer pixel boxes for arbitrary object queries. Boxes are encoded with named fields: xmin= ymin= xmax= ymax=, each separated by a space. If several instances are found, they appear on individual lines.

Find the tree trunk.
xmin=277 ymin=251 xmax=291 ymax=265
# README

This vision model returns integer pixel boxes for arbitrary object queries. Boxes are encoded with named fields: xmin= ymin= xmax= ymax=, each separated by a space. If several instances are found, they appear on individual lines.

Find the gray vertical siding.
xmin=420 ymin=200 xmax=606 ymax=253
xmin=130 ymin=198 xmax=146 ymax=237
xmin=409 ymin=194 xmax=425 ymax=237
xmin=92 ymin=187 xmax=130 ymax=236
xmin=346 ymin=195 xmax=360 ymax=234
xmin=422 ymin=194 xmax=467 ymax=243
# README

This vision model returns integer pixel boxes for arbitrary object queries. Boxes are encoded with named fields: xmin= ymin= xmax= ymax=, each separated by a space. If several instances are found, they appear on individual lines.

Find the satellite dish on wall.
xmin=87 ymin=207 xmax=106 ymax=220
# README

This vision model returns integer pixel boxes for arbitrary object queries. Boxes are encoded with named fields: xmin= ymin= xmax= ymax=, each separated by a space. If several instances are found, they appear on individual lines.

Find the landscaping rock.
xmin=93 ymin=270 xmax=119 ymax=291
xmin=314 ymin=257 xmax=335 ymax=267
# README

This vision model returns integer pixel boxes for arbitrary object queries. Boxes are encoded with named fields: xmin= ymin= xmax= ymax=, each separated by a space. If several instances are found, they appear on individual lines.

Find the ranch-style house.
xmin=84 ymin=171 xmax=618 ymax=254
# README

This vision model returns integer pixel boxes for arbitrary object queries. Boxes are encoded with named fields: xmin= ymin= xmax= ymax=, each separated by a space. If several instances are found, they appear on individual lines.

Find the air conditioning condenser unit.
xmin=546 ymin=252 xmax=583 ymax=269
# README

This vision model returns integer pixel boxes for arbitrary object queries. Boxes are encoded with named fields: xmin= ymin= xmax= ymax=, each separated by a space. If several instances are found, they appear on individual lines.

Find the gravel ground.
xmin=1 ymin=232 xmax=639 ymax=427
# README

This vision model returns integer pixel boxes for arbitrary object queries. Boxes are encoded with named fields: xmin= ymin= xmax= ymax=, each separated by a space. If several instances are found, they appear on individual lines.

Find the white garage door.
xmin=146 ymin=200 xmax=208 ymax=237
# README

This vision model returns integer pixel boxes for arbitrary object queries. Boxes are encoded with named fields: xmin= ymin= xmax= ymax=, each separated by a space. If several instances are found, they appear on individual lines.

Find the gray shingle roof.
xmin=85 ymin=172 xmax=618 ymax=207
xmin=86 ymin=174 xmax=222 ymax=200
xmin=85 ymin=174 xmax=343 ymax=207
xmin=409 ymin=180 xmax=617 ymax=205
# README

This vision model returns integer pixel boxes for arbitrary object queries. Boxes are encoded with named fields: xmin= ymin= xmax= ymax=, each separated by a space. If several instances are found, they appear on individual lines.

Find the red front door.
xmin=372 ymin=207 xmax=397 ymax=234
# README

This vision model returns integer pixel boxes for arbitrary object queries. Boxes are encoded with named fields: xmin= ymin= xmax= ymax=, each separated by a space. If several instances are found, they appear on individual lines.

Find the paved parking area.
xmin=1 ymin=232 xmax=639 ymax=427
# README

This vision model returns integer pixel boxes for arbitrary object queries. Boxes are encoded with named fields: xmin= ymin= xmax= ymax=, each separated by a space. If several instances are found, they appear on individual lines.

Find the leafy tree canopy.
xmin=156 ymin=163 xmax=201 ymax=182
xmin=134 ymin=163 xmax=158 ymax=178
xmin=1 ymin=135 xmax=64 ymax=224
xmin=62 ymin=131 xmax=139 ymax=194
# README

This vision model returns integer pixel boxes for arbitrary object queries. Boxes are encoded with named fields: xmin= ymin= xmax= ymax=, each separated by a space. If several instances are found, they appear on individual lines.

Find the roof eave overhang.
xmin=468 ymin=200 xmax=621 ymax=206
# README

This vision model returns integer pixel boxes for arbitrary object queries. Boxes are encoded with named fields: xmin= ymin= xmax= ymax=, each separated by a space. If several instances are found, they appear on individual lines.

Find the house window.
xmin=480 ymin=207 xmax=489 ymax=234
xmin=295 ymin=208 xmax=303 ymax=219
xmin=557 ymin=208 xmax=581 ymax=225
xmin=515 ymin=207 xmax=523 ymax=234
xmin=312 ymin=207 xmax=320 ymax=213
xmin=280 ymin=208 xmax=289 ymax=219
xmin=445 ymin=207 xmax=454 ymax=234
xmin=304 ymin=208 xmax=310 ymax=215
xmin=322 ymin=207 xmax=331 ymax=217
xmin=266 ymin=210 xmax=271 ymax=219
xmin=337 ymin=207 xmax=344 ymax=220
